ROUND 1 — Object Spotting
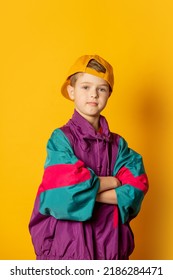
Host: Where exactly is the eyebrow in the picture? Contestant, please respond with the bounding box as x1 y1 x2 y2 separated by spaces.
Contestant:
80 82 109 87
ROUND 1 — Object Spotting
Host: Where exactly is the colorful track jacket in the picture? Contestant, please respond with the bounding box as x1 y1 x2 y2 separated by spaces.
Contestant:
29 110 149 260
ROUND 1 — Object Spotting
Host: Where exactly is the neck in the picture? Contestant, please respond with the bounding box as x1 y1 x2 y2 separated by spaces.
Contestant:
75 109 100 131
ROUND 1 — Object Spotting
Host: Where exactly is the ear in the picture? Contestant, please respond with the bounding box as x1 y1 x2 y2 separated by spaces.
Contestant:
67 85 75 100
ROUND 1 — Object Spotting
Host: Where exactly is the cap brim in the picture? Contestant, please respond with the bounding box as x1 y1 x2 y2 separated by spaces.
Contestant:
61 79 71 100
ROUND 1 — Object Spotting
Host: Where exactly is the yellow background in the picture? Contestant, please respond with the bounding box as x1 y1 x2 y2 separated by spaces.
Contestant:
0 0 173 259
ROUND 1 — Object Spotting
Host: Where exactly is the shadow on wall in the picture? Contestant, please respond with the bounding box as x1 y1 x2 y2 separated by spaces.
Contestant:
130 80 170 259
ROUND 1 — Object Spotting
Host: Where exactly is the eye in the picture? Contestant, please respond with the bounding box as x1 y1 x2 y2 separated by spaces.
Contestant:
82 85 89 90
98 87 107 92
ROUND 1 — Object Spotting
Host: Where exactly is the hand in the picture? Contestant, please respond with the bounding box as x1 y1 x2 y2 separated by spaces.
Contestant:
113 177 121 188
98 176 121 193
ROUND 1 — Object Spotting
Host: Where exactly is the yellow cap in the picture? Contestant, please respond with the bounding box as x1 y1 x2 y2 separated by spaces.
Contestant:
61 55 114 100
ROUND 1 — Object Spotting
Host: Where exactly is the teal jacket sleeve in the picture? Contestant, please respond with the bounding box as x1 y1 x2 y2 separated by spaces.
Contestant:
37 129 100 221
113 137 149 224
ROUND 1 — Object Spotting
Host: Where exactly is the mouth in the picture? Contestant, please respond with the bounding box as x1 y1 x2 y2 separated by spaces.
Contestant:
87 102 98 106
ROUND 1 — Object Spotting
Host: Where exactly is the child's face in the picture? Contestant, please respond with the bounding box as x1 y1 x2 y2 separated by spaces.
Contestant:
67 73 110 121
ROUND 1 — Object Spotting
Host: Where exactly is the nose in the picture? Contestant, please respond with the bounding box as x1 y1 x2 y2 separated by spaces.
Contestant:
90 88 98 98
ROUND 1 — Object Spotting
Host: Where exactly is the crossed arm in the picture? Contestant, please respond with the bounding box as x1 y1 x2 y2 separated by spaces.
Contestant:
96 176 121 204
41 129 148 223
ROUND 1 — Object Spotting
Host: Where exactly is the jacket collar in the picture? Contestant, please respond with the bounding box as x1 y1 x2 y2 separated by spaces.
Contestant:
69 110 112 142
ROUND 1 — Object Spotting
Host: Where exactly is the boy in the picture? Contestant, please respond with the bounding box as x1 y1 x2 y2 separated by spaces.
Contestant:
29 54 149 259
